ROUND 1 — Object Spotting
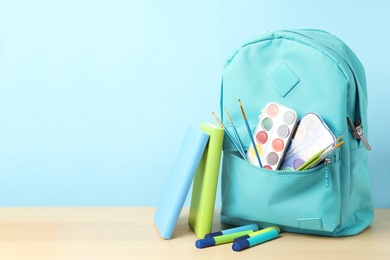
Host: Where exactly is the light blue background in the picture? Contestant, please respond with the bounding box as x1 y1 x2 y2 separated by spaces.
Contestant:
0 1 388 207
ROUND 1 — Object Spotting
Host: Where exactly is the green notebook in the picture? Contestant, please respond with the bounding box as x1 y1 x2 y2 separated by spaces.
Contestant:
188 122 224 239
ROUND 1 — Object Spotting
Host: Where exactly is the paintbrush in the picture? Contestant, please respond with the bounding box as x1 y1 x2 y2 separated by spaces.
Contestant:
212 112 248 161
238 99 262 167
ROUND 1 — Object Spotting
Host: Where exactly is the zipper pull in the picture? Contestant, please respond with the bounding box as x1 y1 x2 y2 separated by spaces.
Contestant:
347 117 372 151
324 158 330 188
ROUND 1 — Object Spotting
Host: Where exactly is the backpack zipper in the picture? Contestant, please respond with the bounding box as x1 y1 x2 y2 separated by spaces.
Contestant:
347 117 371 150
324 158 330 188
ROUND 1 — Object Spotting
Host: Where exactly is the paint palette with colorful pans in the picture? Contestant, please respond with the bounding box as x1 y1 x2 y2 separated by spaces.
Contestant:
246 102 297 170
280 112 335 170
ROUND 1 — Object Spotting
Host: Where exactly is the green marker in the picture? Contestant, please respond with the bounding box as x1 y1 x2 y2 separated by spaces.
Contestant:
195 230 254 249
233 226 280 242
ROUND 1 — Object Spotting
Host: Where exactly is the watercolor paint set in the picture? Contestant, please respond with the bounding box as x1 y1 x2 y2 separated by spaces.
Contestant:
280 112 337 170
246 102 298 170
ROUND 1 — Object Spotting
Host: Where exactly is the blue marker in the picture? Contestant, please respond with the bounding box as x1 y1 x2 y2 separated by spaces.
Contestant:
232 228 280 252
204 223 259 238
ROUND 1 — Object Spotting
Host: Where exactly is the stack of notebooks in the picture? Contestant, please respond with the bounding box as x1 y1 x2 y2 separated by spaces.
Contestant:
153 122 224 239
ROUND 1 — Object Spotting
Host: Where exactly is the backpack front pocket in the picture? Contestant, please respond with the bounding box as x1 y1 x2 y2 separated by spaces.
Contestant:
221 151 341 234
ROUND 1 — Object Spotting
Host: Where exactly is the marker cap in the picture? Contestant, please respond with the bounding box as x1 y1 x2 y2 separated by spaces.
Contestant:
195 237 215 249
232 239 250 252
233 234 250 243
204 231 222 238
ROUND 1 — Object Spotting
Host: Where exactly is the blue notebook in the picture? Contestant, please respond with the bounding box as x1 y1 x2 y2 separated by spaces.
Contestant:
154 126 209 239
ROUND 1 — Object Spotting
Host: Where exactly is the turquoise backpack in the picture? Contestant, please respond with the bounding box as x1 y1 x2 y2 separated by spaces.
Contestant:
220 29 373 236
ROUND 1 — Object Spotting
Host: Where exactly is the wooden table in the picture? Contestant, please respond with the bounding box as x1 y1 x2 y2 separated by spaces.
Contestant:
0 207 388 259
